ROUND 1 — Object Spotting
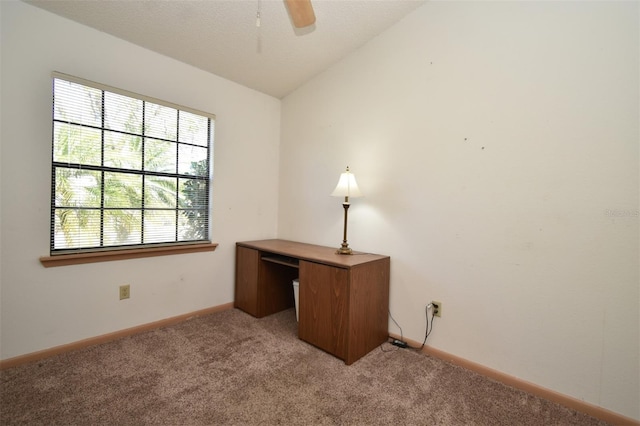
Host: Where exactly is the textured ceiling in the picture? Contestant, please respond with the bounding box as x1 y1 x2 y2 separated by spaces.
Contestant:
26 0 427 98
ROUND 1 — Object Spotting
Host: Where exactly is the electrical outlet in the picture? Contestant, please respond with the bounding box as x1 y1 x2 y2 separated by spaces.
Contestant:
119 284 130 300
432 301 442 317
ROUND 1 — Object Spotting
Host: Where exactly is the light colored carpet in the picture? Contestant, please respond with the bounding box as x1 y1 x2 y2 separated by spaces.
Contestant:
1 308 610 425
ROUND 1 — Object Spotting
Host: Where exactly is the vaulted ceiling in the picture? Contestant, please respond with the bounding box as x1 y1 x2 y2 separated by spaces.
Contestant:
26 0 426 98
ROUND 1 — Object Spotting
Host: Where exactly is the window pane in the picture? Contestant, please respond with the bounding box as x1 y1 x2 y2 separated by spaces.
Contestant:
53 123 102 166
179 210 207 241
104 91 143 134
54 209 101 249
179 111 209 147
179 176 208 241
145 138 176 173
55 168 102 208
145 102 177 140
103 172 142 208
145 176 177 208
178 145 208 176
53 79 102 127
104 131 142 170
103 209 142 246
51 75 213 254
179 177 208 209
144 210 176 243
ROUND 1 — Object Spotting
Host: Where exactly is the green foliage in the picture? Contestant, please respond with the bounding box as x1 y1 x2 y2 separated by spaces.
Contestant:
180 159 209 240
52 79 211 250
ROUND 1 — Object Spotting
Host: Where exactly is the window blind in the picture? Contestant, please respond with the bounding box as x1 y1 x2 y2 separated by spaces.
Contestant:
50 72 214 254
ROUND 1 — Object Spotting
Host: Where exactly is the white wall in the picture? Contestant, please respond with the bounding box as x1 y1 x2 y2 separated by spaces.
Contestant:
0 1 281 359
280 1 639 420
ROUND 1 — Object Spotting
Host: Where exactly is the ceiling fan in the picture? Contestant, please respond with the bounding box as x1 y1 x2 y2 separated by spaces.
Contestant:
284 0 316 28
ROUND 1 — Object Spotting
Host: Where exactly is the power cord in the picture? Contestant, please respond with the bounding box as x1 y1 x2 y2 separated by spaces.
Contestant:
380 310 406 352
414 303 436 350
382 304 436 352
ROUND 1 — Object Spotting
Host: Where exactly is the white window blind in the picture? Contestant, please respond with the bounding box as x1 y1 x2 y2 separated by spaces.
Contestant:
50 73 214 254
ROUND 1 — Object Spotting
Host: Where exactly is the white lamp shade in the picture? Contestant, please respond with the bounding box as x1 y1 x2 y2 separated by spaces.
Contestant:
331 169 363 198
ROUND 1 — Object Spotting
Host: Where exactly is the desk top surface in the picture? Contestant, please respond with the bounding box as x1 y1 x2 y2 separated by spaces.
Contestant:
237 239 389 269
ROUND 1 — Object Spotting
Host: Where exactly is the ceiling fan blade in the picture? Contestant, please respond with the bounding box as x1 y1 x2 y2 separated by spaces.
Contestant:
285 0 316 28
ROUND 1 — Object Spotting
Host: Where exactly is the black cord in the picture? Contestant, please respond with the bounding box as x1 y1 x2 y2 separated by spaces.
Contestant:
380 310 404 352
393 305 437 351
381 306 436 352
412 304 436 350
388 309 404 341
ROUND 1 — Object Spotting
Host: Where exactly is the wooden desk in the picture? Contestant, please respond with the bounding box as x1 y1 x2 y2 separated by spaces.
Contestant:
235 239 390 365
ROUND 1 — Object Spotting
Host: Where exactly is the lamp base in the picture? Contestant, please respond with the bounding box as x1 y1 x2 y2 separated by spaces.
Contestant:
336 244 353 255
337 200 353 255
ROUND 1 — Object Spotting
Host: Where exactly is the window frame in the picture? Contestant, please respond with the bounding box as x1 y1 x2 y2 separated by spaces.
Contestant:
42 72 217 266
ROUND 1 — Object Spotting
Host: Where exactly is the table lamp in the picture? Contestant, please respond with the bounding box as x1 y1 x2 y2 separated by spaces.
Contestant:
331 166 363 254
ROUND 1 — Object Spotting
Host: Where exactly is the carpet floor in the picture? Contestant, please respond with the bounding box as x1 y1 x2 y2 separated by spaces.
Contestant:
1 308 611 425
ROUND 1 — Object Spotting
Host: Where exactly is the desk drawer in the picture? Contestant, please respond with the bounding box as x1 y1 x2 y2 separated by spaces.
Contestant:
298 261 348 360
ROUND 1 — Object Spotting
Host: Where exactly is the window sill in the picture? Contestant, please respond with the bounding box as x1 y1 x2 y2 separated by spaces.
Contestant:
39 243 218 268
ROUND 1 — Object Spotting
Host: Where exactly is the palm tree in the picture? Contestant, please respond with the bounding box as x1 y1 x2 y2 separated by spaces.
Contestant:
52 79 210 250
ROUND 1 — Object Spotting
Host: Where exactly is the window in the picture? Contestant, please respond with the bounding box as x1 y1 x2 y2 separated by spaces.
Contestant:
49 73 214 256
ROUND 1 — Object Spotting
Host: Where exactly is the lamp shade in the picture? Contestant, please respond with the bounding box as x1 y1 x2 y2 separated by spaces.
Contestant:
331 167 363 198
